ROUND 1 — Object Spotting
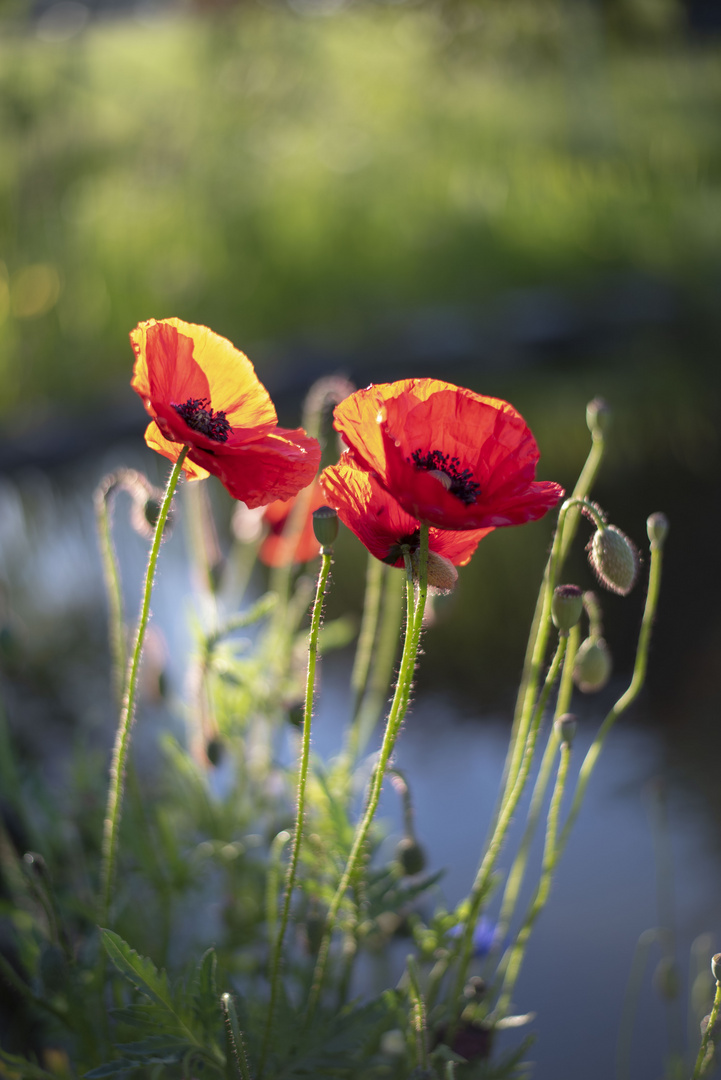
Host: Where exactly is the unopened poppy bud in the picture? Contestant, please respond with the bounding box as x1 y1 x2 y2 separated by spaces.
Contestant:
554 713 577 746
396 835 427 876
312 505 338 549
647 512 669 550
589 525 639 596
411 549 458 593
206 737 225 767
551 585 583 633
573 636 612 692
463 975 486 1001
712 954 721 983
586 397 612 438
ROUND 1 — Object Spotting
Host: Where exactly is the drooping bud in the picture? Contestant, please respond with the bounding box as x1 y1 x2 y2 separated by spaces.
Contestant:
586 397 612 438
712 954 721 984
411 549 458 593
588 525 639 596
312 505 339 549
573 636 612 693
396 835 427 876
554 713 577 746
647 512 669 550
551 585 583 633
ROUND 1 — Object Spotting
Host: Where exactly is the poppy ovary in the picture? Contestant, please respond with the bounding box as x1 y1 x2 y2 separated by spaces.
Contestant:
172 397 231 443
409 448 480 506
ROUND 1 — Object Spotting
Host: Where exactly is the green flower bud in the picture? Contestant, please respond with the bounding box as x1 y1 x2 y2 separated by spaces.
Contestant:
396 835 427 876
554 713 577 746
589 525 639 596
647 512 669 550
312 505 339 549
712 954 721 984
573 636 612 693
586 397 612 438
551 584 583 632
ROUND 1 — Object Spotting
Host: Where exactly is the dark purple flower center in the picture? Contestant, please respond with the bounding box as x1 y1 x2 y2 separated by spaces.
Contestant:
172 397 231 443
383 530 420 566
410 449 480 506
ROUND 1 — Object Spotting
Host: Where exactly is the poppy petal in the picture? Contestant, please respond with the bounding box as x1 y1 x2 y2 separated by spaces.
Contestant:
196 427 321 509
143 421 211 481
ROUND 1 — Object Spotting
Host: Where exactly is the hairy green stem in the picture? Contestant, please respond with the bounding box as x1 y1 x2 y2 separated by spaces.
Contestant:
692 976 721 1080
350 554 385 719
558 536 664 855
260 550 333 1073
443 635 567 1022
98 448 188 927
222 993 253 1080
307 525 429 1018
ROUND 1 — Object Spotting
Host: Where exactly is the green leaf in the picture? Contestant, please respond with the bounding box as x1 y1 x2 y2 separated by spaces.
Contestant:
192 947 220 1040
0 1049 58 1079
116 1035 193 1061
100 929 195 1042
84 1060 139 1078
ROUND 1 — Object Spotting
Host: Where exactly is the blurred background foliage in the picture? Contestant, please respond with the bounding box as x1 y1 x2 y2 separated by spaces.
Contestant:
0 0 720 739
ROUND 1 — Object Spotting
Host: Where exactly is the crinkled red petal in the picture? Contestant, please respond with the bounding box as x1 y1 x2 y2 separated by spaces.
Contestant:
191 427 321 509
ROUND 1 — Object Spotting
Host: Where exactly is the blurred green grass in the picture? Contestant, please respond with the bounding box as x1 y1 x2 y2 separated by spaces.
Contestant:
1 0 721 421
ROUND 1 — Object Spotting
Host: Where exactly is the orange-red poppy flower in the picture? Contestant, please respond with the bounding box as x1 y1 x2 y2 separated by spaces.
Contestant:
259 482 326 567
332 379 563 531
131 317 320 507
321 456 493 573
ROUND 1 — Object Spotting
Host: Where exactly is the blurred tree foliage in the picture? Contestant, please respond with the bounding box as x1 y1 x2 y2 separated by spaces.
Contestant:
0 0 720 424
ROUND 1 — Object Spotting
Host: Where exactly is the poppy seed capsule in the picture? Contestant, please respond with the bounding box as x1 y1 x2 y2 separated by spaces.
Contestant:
589 525 639 596
573 636 612 692
647 512 669 549
551 584 583 632
312 505 339 549
554 713 577 746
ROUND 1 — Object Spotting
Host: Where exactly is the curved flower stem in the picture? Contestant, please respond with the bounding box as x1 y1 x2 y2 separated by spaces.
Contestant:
94 478 127 704
306 524 429 1020
501 496 602 812
692 977 721 1079
260 550 333 1075
502 427 606 806
557 535 664 856
495 624 579 943
442 634 567 1025
98 447 188 928
493 732 572 1017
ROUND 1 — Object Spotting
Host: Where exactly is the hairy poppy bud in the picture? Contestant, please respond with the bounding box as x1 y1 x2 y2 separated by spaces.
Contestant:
713 954 721 984
647 512 669 550
589 525 639 596
396 835 427 876
312 505 339 549
411 549 458 593
573 637 612 693
554 713 577 746
586 397 612 438
552 584 583 633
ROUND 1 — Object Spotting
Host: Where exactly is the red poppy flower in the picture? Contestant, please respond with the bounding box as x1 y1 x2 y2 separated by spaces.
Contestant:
130 317 321 507
332 379 563 531
321 456 493 577
259 482 326 567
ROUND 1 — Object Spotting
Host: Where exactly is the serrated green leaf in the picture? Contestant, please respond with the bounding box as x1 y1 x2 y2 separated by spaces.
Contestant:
100 929 196 1043
116 1035 192 1061
193 948 220 1040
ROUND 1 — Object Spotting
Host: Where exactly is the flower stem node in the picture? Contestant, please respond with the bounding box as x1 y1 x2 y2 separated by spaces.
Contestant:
554 713 577 746
312 505 339 550
589 525 639 596
712 954 721 984
647 512 669 550
396 835 427 876
586 397 612 438
551 584 583 633
573 637 612 693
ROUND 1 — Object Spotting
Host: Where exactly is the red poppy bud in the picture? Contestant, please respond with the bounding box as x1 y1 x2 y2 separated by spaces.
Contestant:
589 525 639 596
573 636 612 693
